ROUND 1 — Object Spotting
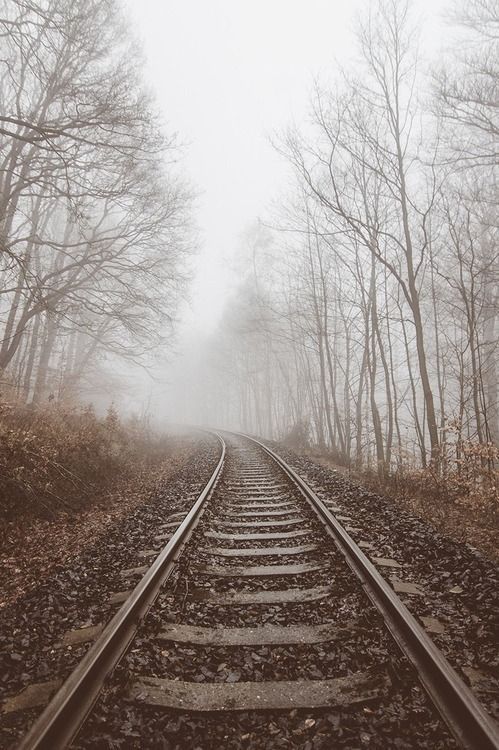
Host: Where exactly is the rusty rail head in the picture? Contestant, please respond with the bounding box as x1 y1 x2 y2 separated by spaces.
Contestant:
241 433 499 750
17 433 226 750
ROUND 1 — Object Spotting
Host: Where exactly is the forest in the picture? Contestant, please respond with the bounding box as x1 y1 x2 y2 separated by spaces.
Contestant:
0 0 191 405
197 0 498 516
0 2 497 748
0 0 497 523
0 0 192 515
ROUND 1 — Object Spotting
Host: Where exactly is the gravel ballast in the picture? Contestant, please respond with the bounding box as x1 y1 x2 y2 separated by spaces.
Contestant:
0 434 221 749
74 434 464 749
2 432 497 749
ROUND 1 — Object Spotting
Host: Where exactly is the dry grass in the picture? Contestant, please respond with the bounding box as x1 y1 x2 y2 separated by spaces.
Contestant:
308 445 498 562
359 465 498 562
0 447 192 609
0 398 169 519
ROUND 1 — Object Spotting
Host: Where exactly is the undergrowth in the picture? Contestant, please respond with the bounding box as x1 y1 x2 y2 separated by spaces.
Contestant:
303 434 498 559
362 439 498 524
0 398 168 519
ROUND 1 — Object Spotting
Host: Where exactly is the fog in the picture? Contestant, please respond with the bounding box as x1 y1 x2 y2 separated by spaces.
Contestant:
1 5 497 742
124 0 368 332
1 0 496 472
119 0 450 427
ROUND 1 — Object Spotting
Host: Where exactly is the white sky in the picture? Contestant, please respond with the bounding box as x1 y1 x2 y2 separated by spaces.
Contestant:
123 0 448 341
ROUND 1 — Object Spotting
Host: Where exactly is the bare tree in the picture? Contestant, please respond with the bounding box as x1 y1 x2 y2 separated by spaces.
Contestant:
0 0 192 402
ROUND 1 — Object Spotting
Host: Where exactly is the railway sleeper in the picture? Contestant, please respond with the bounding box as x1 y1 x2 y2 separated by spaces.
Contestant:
204 529 311 540
156 620 362 646
217 517 305 528
190 584 334 604
198 544 319 557
190 561 328 577
127 669 390 711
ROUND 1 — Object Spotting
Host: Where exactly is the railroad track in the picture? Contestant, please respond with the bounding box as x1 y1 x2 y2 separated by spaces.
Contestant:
10 432 499 749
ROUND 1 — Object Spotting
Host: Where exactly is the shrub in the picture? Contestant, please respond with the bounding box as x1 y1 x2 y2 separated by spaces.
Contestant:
0 398 167 519
362 436 498 529
282 420 311 451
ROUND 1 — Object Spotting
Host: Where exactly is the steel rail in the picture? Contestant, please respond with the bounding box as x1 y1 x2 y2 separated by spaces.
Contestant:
242 433 499 750
17 433 226 750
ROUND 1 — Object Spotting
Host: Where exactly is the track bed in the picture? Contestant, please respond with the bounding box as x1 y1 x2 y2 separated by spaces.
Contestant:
2 433 498 750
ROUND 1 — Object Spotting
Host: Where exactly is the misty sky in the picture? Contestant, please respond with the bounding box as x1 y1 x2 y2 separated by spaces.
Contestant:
124 0 448 340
